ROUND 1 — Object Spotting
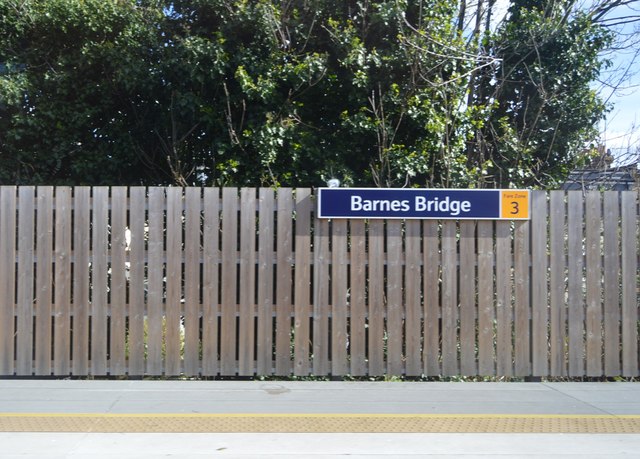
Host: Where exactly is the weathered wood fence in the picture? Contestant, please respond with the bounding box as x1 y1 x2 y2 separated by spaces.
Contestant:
0 187 637 378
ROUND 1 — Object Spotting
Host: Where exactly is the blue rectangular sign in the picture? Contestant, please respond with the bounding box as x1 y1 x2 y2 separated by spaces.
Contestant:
317 188 530 220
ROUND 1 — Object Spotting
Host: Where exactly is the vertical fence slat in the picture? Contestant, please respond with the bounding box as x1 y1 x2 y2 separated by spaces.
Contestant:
313 218 330 375
621 191 638 376
221 188 238 375
293 189 312 376
257 189 274 375
91 187 109 375
514 220 530 376
531 191 548 376
239 188 256 376
585 191 603 376
459 221 476 376
386 220 403 376
0 187 16 375
35 187 53 376
275 189 292 375
549 191 566 376
147 187 165 375
331 219 349 375
603 191 621 376
202 188 220 376
567 192 585 376
441 220 458 376
495 221 512 376
72 187 90 375
477 220 495 375
184 188 201 376
16 187 35 375
110 187 128 376
423 220 440 376
349 219 367 376
367 219 385 376
128 187 146 375
405 220 422 376
165 188 183 376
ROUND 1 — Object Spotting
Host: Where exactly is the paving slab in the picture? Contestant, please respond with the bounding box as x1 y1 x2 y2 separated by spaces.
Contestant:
1 380 638 415
1 432 640 458
0 380 639 457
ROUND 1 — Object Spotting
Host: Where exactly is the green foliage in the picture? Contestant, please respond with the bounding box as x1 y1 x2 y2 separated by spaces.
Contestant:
0 0 613 187
467 0 613 188
0 0 166 184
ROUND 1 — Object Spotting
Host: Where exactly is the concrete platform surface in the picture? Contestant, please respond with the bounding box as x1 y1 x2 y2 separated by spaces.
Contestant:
0 379 639 457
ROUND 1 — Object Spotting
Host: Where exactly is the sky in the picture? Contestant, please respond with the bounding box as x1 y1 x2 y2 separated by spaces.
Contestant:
600 69 640 166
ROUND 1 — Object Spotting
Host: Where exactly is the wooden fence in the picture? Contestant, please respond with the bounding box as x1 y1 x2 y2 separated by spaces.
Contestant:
0 187 637 378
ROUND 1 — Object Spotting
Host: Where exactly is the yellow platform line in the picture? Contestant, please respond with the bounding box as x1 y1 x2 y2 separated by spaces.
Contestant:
1 413 640 433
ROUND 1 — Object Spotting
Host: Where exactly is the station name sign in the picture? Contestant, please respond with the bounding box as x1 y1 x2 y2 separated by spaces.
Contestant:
317 188 530 220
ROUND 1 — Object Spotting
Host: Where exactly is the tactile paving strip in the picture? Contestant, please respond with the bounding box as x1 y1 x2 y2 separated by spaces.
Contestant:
1 413 640 433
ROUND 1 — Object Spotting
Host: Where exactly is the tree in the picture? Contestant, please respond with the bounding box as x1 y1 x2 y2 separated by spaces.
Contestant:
464 0 614 188
0 0 621 188
165 0 480 187
0 0 166 184
588 0 640 167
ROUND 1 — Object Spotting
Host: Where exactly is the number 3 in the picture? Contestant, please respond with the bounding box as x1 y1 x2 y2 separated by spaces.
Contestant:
510 201 519 214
